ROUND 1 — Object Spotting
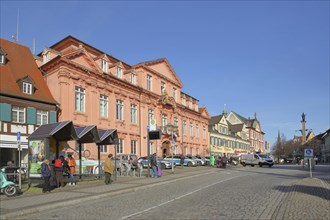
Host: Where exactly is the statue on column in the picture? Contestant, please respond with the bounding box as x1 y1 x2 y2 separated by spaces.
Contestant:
301 112 306 122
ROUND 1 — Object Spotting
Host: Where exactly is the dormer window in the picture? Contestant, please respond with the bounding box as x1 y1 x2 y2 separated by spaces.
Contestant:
130 73 136 85
0 54 5 64
23 82 33 94
43 52 49 64
117 67 122 79
101 59 107 73
0 49 6 64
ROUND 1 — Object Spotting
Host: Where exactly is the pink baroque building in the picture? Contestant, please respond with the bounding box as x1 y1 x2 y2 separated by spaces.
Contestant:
35 36 210 160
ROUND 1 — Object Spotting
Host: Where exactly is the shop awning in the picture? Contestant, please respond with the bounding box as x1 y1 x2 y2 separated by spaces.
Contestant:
28 121 78 141
97 129 118 145
75 126 100 144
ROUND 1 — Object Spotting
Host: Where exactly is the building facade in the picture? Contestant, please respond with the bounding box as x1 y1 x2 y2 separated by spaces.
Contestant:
209 111 250 157
0 38 58 166
209 109 265 156
35 36 210 160
226 111 265 153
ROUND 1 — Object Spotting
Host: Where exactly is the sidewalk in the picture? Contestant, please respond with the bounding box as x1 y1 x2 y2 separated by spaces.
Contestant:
0 166 212 220
1 166 329 220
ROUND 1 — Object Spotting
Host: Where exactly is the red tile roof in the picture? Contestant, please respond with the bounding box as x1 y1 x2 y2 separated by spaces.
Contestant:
0 38 57 105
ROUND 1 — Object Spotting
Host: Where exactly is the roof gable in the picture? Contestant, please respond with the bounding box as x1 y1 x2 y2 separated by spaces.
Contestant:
0 38 57 105
227 111 247 125
137 58 183 88
199 106 211 119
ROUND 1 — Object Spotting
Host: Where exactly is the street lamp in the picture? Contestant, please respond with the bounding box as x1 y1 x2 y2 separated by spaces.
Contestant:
166 124 178 174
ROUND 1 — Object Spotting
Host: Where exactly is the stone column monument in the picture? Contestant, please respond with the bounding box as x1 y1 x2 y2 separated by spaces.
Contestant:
301 112 306 144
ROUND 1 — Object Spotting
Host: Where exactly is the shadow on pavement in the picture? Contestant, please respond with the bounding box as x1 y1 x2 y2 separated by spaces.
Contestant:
273 183 330 201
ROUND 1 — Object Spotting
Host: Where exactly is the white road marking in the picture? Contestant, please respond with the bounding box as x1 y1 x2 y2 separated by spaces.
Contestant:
121 175 246 219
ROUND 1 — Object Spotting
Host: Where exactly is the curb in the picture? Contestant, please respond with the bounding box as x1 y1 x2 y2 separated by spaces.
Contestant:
0 170 214 220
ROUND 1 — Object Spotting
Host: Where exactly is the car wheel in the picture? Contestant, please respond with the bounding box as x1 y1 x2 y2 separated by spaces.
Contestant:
161 164 166 170
187 162 193 167
251 165 255 167
259 163 263 167
242 163 246 167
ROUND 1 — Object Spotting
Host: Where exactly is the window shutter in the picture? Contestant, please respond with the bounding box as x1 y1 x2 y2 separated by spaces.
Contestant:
0 103 11 122
50 111 56 123
27 107 36 124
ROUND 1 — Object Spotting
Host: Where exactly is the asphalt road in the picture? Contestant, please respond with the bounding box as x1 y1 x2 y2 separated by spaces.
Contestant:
13 165 330 220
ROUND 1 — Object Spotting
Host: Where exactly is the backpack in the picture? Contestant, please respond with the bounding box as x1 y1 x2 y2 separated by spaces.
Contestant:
54 159 62 168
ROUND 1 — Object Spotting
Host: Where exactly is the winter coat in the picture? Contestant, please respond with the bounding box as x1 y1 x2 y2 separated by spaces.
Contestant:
104 158 115 174
41 162 51 177
66 158 76 174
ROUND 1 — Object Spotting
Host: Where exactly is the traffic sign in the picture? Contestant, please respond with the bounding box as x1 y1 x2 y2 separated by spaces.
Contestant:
17 132 21 141
304 149 313 157
150 119 157 131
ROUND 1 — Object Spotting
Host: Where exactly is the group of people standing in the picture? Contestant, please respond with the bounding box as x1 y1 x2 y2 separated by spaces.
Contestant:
41 154 76 193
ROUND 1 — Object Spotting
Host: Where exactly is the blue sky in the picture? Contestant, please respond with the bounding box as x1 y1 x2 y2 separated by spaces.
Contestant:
1 1 329 146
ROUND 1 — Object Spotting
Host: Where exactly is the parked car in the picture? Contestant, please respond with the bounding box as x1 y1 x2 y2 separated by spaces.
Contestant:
186 155 205 166
138 156 175 169
196 155 210 165
163 155 197 167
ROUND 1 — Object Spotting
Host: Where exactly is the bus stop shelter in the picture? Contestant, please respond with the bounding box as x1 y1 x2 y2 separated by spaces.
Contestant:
75 125 100 179
27 121 78 178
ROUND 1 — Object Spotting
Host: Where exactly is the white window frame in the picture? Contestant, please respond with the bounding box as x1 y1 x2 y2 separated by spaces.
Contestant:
183 120 187 135
161 81 165 94
130 73 136 85
162 114 167 128
12 106 25 123
190 122 193 137
0 54 5 64
147 74 152 91
43 52 49 64
172 88 177 101
117 67 123 79
100 94 108 118
196 125 199 137
174 117 178 127
148 109 154 125
116 139 123 154
100 145 107 153
130 104 137 124
116 99 124 120
131 140 137 154
101 59 107 73
23 82 33 94
75 86 85 112
37 110 48 125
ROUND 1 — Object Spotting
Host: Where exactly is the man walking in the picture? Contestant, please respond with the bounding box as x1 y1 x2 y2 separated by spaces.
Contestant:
104 154 115 185
180 154 185 169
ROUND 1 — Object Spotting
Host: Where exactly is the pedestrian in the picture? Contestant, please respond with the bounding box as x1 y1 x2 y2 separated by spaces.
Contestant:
104 153 115 185
210 155 215 167
180 154 185 169
150 153 158 178
222 153 228 168
66 154 76 186
54 155 65 188
41 159 51 193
